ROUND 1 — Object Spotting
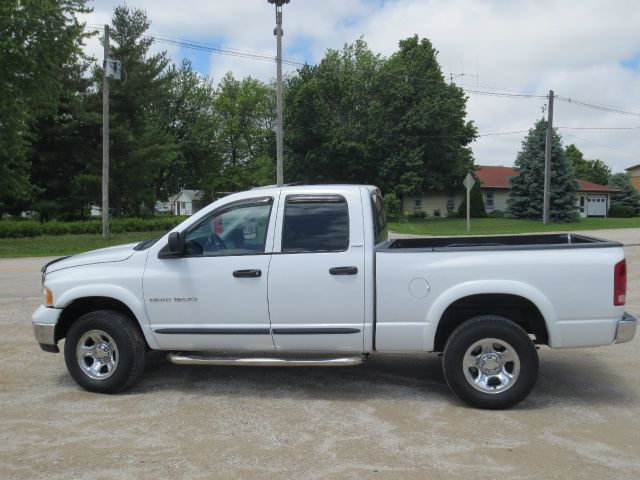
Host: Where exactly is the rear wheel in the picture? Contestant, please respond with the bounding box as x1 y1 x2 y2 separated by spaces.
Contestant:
443 315 538 409
64 310 146 393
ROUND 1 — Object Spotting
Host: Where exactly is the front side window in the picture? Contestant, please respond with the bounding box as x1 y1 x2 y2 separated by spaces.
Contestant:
414 196 422 210
282 195 349 253
184 198 272 256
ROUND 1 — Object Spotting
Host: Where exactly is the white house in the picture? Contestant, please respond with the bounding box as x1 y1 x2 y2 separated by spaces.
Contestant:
167 189 204 216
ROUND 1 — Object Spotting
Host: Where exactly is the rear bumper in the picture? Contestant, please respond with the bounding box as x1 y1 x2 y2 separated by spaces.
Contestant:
32 305 62 353
615 312 637 344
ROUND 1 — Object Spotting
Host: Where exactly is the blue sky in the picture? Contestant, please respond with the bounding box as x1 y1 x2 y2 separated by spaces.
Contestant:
82 0 640 174
621 53 640 70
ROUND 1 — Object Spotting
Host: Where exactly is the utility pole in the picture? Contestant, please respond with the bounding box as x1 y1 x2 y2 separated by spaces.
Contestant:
269 0 289 186
102 24 110 240
543 89 554 225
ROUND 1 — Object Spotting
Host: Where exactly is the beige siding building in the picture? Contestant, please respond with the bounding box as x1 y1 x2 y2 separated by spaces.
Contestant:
404 165 614 218
627 164 640 193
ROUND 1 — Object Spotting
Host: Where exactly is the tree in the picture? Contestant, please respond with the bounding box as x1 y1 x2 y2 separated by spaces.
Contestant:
506 120 579 222
285 38 382 186
284 36 476 195
154 60 221 200
608 173 640 216
204 72 276 194
373 36 476 196
565 144 611 185
458 177 487 218
0 0 92 213
28 34 99 220
99 5 177 216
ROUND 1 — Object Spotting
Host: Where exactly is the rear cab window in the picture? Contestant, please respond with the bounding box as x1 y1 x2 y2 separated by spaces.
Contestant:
281 195 349 253
371 192 388 244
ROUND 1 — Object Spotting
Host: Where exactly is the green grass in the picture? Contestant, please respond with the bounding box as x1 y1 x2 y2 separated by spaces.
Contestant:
389 217 640 236
0 231 166 258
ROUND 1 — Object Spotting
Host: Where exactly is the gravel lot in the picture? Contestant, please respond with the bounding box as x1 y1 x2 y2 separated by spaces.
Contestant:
1 230 639 479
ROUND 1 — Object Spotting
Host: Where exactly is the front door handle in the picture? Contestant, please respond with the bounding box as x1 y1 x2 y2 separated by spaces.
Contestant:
233 269 262 278
329 266 358 275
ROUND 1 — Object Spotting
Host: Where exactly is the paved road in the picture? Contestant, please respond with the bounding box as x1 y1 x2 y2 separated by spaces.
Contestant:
1 231 639 479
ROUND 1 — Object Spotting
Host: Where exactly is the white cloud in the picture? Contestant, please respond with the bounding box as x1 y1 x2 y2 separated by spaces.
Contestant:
80 0 640 174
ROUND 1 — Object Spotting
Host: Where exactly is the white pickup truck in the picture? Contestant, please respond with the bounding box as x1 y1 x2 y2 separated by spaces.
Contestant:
33 184 636 409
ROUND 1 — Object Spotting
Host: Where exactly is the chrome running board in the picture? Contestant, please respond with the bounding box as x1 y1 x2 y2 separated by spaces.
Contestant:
167 352 368 367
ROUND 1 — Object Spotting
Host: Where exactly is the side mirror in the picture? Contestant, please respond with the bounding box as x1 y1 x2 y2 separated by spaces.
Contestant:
167 232 185 255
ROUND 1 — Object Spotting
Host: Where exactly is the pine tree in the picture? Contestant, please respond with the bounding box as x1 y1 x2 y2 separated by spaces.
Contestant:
608 173 640 216
506 120 579 222
458 176 487 218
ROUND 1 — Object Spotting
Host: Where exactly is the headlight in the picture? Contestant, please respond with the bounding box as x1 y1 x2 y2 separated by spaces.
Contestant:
43 286 53 306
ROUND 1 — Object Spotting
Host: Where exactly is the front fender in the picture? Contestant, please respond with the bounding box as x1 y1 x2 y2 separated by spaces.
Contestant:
55 284 158 349
422 280 559 350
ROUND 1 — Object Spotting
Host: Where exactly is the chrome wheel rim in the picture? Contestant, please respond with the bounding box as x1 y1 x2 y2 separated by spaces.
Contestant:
76 330 119 380
463 338 520 394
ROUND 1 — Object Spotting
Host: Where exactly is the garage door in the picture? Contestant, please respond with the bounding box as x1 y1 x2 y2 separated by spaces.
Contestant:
587 195 607 216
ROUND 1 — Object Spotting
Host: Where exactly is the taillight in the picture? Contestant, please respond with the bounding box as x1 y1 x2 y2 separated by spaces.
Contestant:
614 259 626 306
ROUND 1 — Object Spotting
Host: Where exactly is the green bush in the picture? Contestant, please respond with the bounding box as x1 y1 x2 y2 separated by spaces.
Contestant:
0 221 43 238
0 216 187 239
608 205 635 218
383 192 402 221
487 210 505 218
411 211 426 219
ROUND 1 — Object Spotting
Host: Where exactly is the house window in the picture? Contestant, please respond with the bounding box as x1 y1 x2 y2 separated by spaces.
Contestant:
485 191 494 209
446 193 455 212
413 195 422 210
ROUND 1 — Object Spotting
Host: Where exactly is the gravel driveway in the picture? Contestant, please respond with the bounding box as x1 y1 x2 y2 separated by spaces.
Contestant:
1 230 639 479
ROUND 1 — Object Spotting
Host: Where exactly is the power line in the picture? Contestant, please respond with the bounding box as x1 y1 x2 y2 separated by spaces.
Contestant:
562 131 640 157
462 88 546 99
557 125 640 131
82 25 307 67
556 96 640 117
477 130 530 137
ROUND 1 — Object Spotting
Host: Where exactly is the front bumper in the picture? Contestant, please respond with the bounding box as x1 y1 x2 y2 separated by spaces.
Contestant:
32 305 62 353
614 312 637 344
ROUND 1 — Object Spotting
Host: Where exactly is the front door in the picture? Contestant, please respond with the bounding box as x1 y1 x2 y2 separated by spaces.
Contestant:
143 196 277 351
267 191 366 352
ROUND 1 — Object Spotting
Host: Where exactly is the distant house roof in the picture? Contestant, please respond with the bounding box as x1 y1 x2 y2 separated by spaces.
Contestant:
475 166 516 189
475 165 615 192
626 163 640 171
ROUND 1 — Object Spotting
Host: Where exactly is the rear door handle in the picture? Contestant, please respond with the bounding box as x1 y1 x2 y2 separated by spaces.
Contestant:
329 266 358 275
233 269 262 278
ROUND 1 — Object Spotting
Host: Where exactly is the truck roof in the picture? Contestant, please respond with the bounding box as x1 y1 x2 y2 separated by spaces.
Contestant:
251 184 380 194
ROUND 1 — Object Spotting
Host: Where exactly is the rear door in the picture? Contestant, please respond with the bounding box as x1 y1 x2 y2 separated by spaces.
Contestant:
267 189 366 352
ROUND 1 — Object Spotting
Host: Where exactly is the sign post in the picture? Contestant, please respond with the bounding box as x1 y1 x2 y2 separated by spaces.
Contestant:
463 172 475 233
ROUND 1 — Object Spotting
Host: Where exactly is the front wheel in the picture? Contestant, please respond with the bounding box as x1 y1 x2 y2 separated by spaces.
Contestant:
64 310 146 393
443 315 539 409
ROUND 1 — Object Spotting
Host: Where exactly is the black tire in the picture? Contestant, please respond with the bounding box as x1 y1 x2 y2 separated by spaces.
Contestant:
442 315 539 409
64 310 146 394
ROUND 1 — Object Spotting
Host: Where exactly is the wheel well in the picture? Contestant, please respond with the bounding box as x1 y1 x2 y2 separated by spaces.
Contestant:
55 297 149 349
433 294 549 352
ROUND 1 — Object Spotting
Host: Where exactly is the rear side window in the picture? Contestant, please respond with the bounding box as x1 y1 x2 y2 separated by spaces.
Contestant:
371 193 388 244
282 195 349 253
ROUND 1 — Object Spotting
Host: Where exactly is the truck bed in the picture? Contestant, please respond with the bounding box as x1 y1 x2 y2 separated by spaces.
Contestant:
380 233 621 252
